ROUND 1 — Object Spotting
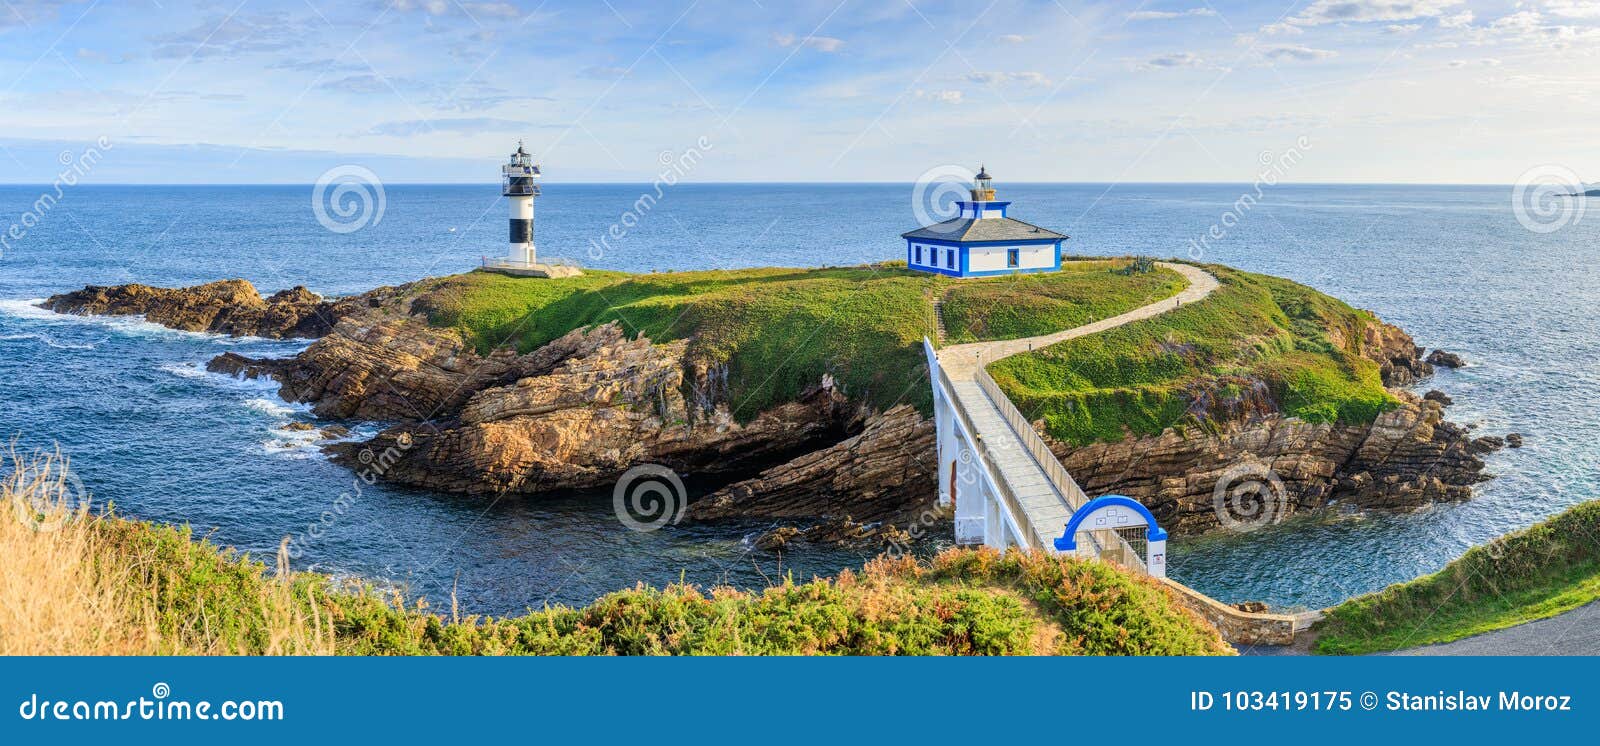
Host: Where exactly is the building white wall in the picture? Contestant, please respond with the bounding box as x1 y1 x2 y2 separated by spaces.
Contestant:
967 245 1054 272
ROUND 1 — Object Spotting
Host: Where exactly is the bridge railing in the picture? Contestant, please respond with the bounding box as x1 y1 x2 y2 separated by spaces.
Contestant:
976 365 1152 573
974 367 1091 513
927 344 1043 552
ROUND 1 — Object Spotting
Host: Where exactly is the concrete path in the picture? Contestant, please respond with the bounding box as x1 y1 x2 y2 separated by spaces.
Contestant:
938 262 1219 379
932 261 1220 550
1381 601 1600 656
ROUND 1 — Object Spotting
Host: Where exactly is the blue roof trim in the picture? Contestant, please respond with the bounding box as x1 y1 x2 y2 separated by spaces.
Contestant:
1053 495 1168 551
905 236 1061 247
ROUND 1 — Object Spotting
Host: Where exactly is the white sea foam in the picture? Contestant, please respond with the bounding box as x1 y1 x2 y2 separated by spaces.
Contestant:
0 332 97 350
0 297 311 351
244 397 311 418
158 361 284 394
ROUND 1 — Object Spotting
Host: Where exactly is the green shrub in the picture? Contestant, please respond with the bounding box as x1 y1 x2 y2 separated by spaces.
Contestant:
1314 500 1600 654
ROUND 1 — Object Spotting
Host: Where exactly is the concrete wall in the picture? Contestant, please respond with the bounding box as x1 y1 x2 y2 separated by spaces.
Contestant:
1159 578 1319 648
968 244 1053 272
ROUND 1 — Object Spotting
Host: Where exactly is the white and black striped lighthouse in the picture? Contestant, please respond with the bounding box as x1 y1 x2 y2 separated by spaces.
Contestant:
502 141 541 266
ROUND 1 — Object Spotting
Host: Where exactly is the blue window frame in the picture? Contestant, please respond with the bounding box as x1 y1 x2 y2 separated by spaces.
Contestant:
914 245 922 264
1007 248 1020 268
947 248 956 268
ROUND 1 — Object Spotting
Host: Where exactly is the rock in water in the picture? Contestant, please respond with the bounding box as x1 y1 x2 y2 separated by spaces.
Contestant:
1426 349 1466 368
39 279 354 339
1506 433 1524 448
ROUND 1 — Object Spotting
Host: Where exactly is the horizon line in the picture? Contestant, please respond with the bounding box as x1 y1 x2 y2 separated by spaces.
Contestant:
0 180 1532 187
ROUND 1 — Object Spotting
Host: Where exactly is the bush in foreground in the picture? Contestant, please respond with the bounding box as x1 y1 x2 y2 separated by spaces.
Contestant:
1 452 1230 656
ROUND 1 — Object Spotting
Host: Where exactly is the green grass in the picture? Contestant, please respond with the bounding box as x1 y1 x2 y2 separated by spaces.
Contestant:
940 260 1187 344
411 260 1189 419
94 516 1233 656
1313 500 1600 655
987 264 1400 445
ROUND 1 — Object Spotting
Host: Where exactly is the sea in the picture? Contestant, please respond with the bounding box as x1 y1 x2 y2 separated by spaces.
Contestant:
1 182 1594 614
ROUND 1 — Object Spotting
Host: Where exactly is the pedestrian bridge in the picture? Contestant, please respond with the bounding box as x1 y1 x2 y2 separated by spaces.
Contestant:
926 262 1219 577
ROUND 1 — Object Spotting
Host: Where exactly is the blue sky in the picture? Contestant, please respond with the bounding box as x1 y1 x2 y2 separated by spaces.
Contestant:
0 0 1595 183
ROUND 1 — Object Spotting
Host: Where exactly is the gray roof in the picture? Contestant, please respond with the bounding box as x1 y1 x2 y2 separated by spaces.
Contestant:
901 217 1067 242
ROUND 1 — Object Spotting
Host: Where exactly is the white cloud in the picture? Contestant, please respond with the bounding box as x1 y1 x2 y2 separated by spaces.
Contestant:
1262 45 1339 62
1291 0 1465 27
965 71 1053 87
1260 22 1304 36
1440 11 1474 28
1128 8 1218 21
1143 52 1208 69
995 34 1029 44
1543 1 1600 20
773 33 846 52
915 89 963 104
1384 24 1422 34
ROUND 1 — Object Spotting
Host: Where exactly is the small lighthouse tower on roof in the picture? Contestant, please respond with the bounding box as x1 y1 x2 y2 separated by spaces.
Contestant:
502 141 540 266
902 165 1067 278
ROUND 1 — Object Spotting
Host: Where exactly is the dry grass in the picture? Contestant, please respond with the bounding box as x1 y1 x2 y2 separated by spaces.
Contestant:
3 447 1227 656
0 448 332 655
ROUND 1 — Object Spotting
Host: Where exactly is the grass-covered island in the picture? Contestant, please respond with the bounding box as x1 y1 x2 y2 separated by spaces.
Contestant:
414 258 1190 417
1 452 1230 656
1313 500 1600 655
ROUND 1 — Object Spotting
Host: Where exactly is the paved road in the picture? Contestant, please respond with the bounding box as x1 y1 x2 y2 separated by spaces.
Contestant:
1381 601 1600 656
938 261 1219 379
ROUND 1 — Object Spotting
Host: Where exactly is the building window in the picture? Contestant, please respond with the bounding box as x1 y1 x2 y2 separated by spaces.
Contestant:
947 249 956 268
914 245 922 264
1007 248 1020 268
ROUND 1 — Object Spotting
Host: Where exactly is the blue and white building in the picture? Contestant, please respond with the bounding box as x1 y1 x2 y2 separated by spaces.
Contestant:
902 167 1067 278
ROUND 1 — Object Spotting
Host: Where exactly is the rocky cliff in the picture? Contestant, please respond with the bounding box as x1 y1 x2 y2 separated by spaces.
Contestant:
43 275 1501 542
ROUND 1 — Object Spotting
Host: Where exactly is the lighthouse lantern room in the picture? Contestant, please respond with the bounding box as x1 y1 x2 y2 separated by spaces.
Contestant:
503 141 541 266
902 166 1067 278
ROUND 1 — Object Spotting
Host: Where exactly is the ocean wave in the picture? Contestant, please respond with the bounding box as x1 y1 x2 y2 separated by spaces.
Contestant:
0 297 310 352
0 332 97 350
158 361 286 394
244 397 312 418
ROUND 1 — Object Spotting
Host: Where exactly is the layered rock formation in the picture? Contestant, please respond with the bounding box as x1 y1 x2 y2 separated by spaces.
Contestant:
40 279 361 339
43 276 1502 542
1041 328 1494 534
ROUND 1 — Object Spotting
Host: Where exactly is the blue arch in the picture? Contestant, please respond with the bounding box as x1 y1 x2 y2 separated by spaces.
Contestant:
1053 495 1168 551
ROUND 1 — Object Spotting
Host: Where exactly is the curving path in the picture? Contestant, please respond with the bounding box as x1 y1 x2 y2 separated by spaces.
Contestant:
937 261 1219 380
931 261 1220 551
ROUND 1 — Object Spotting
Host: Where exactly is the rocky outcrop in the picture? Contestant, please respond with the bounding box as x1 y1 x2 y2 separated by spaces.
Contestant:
40 279 359 339
325 322 860 495
1352 318 1433 386
686 405 938 526
1426 349 1466 368
1048 392 1489 534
